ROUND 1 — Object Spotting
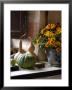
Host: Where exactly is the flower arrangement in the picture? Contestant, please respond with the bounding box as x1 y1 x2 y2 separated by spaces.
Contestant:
33 23 61 54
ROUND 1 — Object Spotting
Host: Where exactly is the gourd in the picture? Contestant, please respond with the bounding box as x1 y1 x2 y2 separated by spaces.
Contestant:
14 39 24 61
14 34 26 66
14 35 36 69
11 59 16 67
17 51 36 69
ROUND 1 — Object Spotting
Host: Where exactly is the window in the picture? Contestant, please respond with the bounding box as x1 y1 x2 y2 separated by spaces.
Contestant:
11 11 28 38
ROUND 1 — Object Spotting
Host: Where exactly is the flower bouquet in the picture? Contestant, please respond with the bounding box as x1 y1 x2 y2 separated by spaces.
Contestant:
33 23 61 66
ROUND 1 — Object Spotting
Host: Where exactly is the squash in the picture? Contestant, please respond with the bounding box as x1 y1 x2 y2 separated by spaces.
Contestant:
28 37 37 61
11 59 16 67
14 35 36 69
14 39 25 60
14 34 26 65
17 51 36 69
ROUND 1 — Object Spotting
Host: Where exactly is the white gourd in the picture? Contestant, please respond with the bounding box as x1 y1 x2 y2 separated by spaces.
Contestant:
14 35 36 69
14 34 26 61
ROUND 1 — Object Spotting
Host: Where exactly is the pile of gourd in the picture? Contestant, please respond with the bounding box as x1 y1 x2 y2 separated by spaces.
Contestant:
11 35 36 69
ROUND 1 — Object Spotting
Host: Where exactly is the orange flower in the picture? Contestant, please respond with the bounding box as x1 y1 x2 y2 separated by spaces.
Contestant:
56 47 61 53
33 23 61 52
45 38 56 48
45 24 51 29
45 24 56 30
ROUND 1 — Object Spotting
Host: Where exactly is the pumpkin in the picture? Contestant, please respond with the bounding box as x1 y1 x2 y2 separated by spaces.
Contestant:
14 36 36 69
17 51 36 69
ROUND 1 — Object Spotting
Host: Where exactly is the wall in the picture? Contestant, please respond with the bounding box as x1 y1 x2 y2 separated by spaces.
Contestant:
11 11 61 39
48 11 61 24
28 11 40 38
39 11 46 30
27 11 61 38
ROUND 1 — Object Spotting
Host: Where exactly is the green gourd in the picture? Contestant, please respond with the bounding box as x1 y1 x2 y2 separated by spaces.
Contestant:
17 51 36 69
11 59 16 67
14 36 36 69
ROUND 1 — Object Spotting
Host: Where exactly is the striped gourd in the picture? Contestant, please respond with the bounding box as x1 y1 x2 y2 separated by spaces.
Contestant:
17 52 36 69
14 36 36 69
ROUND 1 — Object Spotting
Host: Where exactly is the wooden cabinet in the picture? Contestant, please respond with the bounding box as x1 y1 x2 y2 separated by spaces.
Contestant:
11 11 28 38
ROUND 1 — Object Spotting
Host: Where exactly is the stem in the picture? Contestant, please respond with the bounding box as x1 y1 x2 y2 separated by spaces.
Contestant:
19 39 22 53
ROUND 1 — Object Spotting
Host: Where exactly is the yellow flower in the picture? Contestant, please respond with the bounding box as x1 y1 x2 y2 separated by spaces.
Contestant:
44 31 49 37
40 28 45 34
45 24 56 30
44 31 55 37
51 37 56 40
36 36 41 44
51 24 56 29
56 27 61 35
33 23 61 52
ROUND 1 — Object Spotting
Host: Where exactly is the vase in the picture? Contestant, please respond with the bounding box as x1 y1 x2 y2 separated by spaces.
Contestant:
46 48 61 66
34 45 47 62
56 52 61 66
38 47 47 62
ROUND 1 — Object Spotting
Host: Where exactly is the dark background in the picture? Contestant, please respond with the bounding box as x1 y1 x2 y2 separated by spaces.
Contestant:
0 0 70 89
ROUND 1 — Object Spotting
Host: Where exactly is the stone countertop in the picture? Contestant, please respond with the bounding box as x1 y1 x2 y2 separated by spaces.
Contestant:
11 66 61 79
